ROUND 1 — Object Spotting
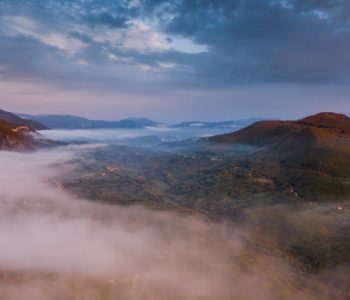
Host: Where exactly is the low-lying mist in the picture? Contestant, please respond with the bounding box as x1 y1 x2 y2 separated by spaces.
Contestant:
0 146 346 299
39 126 236 145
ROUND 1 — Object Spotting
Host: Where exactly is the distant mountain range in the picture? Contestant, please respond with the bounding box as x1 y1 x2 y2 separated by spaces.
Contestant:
171 118 271 129
171 120 237 128
18 114 161 129
18 112 269 130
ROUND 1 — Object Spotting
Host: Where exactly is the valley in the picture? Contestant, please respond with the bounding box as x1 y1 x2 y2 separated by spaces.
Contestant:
50 113 350 283
1 110 350 299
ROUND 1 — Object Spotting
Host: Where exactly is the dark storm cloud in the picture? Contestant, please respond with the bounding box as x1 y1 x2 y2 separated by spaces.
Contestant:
0 0 350 89
0 34 64 79
82 13 129 28
150 0 350 84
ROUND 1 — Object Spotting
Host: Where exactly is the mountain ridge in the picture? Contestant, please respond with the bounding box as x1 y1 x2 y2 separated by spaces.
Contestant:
20 113 270 130
205 112 350 150
18 114 161 129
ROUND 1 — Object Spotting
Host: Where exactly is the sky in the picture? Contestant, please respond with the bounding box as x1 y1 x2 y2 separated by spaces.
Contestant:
0 0 349 122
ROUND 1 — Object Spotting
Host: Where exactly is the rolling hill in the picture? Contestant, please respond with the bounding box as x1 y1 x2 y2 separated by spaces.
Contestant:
204 112 350 200
205 112 350 164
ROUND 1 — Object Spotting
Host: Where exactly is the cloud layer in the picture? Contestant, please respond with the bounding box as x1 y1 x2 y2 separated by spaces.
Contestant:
1 0 350 86
0 0 350 120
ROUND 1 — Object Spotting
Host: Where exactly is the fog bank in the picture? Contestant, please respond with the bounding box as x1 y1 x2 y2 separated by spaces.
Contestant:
0 146 339 299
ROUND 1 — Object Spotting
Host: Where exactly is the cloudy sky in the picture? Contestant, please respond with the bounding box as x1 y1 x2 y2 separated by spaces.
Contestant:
0 0 349 122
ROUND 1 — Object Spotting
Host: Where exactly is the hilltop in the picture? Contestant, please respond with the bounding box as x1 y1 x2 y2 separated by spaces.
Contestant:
204 113 350 200
205 112 350 166
207 112 350 145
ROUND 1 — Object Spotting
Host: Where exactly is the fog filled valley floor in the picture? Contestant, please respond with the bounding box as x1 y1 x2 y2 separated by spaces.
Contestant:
0 143 349 300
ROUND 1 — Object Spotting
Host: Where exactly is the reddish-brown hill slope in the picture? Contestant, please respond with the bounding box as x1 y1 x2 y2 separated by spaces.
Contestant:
0 109 49 130
0 119 47 150
205 112 350 180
